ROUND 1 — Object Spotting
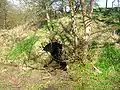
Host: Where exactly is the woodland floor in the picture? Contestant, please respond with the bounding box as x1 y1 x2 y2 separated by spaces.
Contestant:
0 16 120 90
0 63 73 90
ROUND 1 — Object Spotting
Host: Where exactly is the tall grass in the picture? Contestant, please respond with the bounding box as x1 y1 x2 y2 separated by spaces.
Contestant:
8 35 39 60
97 43 120 72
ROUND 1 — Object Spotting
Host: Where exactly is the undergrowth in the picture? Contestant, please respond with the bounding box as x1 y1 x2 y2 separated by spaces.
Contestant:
71 43 120 90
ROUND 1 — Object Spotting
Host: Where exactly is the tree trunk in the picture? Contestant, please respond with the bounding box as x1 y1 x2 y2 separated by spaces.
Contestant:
69 0 78 50
42 0 50 24
106 0 108 10
118 0 120 12
4 8 7 29
83 16 92 62
80 0 94 61
112 2 113 8
3 0 7 29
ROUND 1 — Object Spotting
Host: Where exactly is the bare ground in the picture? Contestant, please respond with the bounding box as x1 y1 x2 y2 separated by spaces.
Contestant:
0 63 73 90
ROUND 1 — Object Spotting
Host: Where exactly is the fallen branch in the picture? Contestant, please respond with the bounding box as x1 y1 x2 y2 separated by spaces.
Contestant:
92 64 102 74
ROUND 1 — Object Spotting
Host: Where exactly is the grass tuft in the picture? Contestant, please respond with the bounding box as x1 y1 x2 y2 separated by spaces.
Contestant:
8 35 39 60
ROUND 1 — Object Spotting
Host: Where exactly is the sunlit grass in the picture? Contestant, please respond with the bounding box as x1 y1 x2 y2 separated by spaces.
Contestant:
71 43 120 90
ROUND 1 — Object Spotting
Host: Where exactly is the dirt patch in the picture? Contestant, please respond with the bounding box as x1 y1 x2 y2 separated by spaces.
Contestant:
0 63 72 90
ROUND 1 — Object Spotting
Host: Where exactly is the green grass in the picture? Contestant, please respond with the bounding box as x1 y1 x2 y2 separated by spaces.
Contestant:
8 35 39 60
97 43 120 72
71 43 120 90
